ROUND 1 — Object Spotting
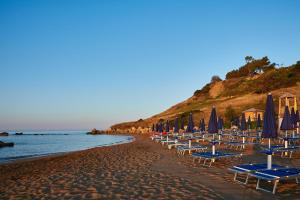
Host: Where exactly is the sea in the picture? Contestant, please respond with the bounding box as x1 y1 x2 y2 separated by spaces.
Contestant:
0 131 134 164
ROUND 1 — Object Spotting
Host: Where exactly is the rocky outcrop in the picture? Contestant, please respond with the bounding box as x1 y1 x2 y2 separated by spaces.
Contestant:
86 128 105 135
15 132 23 135
0 141 14 148
0 132 9 136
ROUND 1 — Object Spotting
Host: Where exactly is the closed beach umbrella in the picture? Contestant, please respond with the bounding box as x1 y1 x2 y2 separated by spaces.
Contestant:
187 113 194 133
217 117 224 130
241 113 247 131
280 106 293 131
208 107 218 155
208 107 218 134
235 117 240 129
201 119 206 132
159 123 163 133
155 124 159 132
247 116 252 130
296 110 300 123
291 107 297 128
174 117 179 133
262 93 277 169
256 114 262 129
180 116 184 130
165 120 170 133
262 93 277 138
152 124 155 132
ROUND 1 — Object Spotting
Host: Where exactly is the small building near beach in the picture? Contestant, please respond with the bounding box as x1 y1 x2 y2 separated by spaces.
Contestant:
242 108 264 121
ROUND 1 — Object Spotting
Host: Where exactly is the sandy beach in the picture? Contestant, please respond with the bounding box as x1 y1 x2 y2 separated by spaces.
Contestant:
1 135 300 200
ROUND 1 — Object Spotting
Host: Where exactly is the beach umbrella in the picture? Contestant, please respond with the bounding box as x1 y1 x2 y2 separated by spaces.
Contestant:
174 117 179 133
280 106 293 148
152 124 155 132
291 107 297 128
247 116 252 130
240 113 247 131
280 106 293 131
296 110 300 123
200 119 206 132
262 93 277 169
256 114 262 129
180 116 185 130
155 123 159 132
187 113 194 133
165 120 170 133
159 122 163 133
208 107 218 155
217 117 224 130
234 117 240 129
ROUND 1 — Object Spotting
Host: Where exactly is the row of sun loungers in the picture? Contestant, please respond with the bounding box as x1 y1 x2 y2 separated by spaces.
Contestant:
151 131 300 194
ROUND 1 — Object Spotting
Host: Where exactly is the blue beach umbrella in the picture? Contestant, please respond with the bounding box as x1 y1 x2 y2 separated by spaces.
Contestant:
208 107 218 134
180 116 185 130
159 123 163 133
280 106 293 131
217 117 224 130
201 119 206 132
208 107 218 155
262 93 277 169
174 117 179 133
165 120 170 133
241 113 247 131
262 94 277 139
247 116 252 130
291 107 297 128
152 124 155 132
155 124 159 132
256 114 262 129
296 110 300 123
187 113 194 133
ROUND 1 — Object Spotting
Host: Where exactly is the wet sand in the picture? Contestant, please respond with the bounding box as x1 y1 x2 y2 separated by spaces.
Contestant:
0 135 300 199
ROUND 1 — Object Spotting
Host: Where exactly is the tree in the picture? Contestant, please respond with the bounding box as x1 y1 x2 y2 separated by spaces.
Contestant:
210 75 222 83
224 105 237 123
245 56 254 63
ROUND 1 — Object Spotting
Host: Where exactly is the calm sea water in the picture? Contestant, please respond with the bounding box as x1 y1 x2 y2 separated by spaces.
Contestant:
0 131 133 163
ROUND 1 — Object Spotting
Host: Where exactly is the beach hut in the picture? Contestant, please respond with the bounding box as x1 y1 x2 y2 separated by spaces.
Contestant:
242 108 264 121
262 93 277 169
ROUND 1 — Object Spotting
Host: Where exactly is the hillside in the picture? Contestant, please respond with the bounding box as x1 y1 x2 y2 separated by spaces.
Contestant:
111 57 300 132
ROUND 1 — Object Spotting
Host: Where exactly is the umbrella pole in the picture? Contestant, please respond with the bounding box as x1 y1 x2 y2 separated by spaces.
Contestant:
267 138 272 170
189 139 191 154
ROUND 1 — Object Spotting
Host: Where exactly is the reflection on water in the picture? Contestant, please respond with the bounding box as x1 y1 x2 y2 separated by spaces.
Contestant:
0 131 133 163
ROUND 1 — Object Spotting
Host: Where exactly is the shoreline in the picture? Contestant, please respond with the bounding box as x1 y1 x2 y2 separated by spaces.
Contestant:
1 134 299 199
0 134 135 165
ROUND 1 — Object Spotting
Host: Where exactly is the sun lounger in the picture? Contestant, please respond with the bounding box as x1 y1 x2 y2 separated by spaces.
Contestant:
160 139 176 146
274 146 300 158
229 163 283 184
250 168 300 194
177 145 207 155
192 151 242 167
167 142 188 150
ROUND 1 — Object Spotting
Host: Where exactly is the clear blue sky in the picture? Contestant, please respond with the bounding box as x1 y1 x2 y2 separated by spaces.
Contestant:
1 0 300 131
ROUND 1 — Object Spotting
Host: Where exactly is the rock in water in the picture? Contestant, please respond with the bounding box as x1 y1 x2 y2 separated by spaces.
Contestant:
0 141 14 148
0 132 9 136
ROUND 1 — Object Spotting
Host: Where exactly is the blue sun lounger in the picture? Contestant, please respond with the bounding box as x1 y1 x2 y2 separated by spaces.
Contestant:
229 163 283 184
177 145 207 155
192 151 242 167
250 168 300 194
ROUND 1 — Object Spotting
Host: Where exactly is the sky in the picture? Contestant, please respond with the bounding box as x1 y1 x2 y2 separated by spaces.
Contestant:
1 0 300 131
